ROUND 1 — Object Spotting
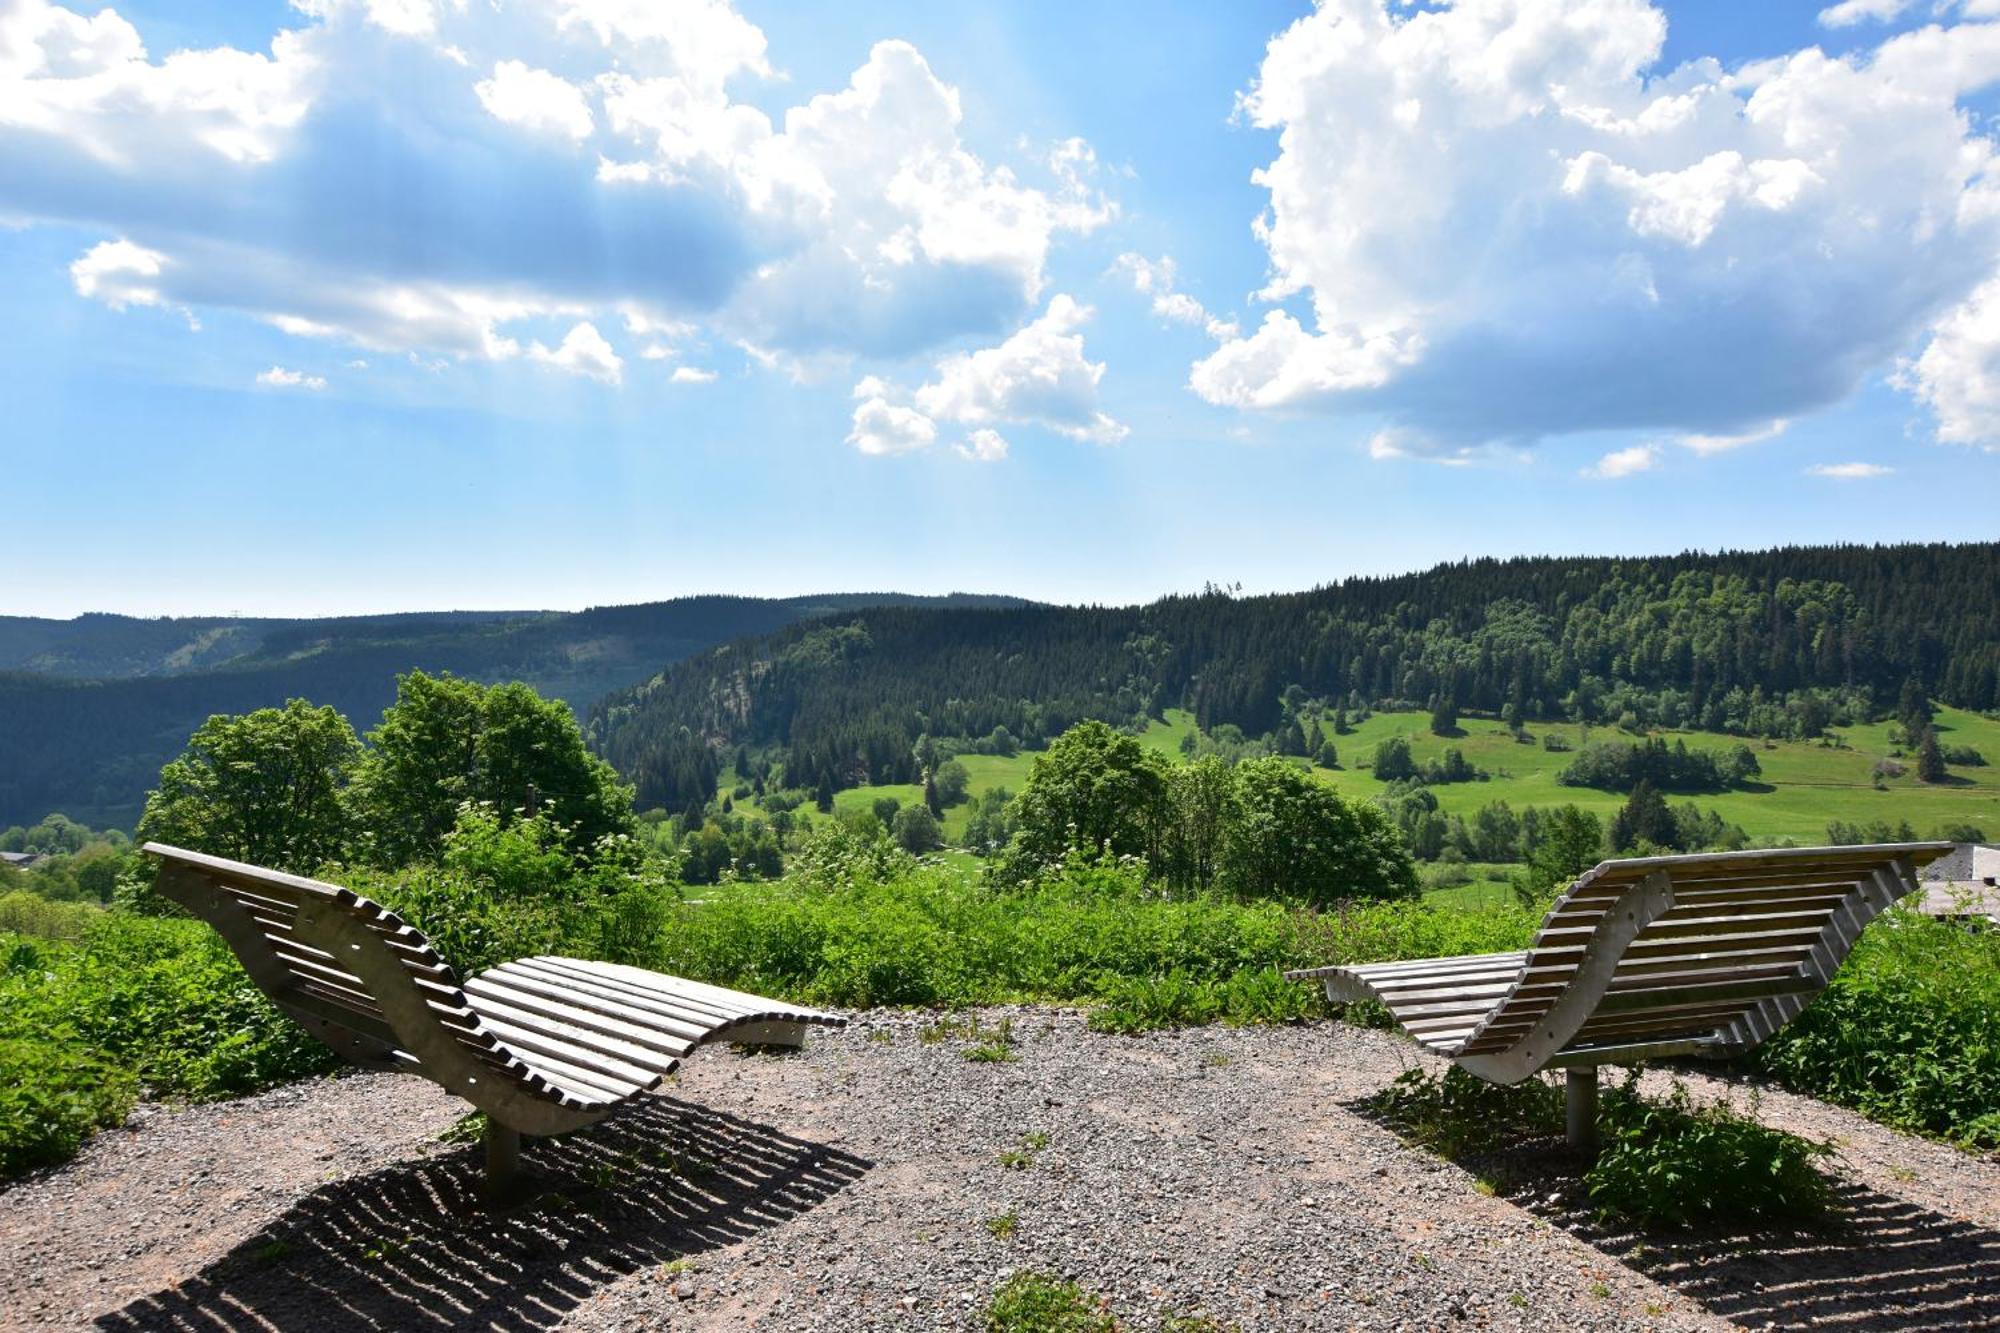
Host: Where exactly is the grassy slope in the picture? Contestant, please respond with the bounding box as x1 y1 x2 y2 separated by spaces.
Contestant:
715 707 1998 906
1304 705 2000 843
798 707 1997 842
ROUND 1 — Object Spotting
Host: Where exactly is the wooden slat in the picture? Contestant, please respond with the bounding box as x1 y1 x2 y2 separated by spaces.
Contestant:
1391 998 1509 1024
1521 943 1810 982
1545 1037 1716 1068
1593 974 1814 1014
528 957 763 1022
1538 912 1834 947
472 1013 660 1090
482 964 715 1040
1569 1011 1746 1042
1342 951 1528 979
1366 979 1518 1005
507 958 752 1028
1473 961 1802 1016
270 949 375 996
1559 891 1852 925
1560 843 1950 887
272 988 402 1046
581 960 837 1022
1479 989 1760 1041
1560 869 1873 902
465 984 689 1069
500 1032 648 1096
465 976 695 1058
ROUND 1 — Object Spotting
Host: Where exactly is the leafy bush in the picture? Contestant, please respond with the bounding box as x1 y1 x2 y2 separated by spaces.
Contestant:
649 855 1532 1021
1367 1066 1836 1228
1364 1065 1562 1158
0 915 338 1176
784 819 918 892
1086 966 1319 1034
0 916 338 1100
1586 1078 1833 1228
983 1272 1115 1333
1753 911 2000 1149
339 802 680 977
0 1038 136 1177
0 890 99 941
1558 738 1743 793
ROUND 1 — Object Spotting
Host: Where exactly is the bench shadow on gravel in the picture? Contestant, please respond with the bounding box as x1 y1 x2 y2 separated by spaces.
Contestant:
95 1096 871 1331
1507 1169 2000 1332
1349 1097 2000 1332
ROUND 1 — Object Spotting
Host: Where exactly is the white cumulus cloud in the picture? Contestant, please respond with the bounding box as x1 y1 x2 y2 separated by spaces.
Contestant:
529 321 623 383
1806 461 1895 477
68 238 165 308
843 297 1122 457
475 60 594 141
2 2 1114 388
669 364 716 384
1677 419 1790 456
1188 0 2000 455
914 294 1126 444
1817 0 1914 27
0 0 314 166
256 365 327 389
846 375 937 455
1899 274 2000 449
1582 443 1661 479
953 428 1008 462
1112 253 1236 340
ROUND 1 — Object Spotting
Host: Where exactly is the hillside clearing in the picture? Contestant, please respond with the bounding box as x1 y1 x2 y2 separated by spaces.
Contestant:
736 707 2000 859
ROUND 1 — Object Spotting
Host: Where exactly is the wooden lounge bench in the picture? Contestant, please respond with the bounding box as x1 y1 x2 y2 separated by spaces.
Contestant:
144 842 844 1195
1288 842 1953 1147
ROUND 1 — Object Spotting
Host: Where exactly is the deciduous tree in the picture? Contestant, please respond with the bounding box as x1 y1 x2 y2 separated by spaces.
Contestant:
137 699 359 872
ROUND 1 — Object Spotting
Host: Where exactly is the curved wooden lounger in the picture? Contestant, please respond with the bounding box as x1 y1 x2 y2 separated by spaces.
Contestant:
144 842 844 1192
1288 842 1953 1146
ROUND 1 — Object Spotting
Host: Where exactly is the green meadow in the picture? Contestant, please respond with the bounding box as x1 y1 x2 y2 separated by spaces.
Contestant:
1303 704 2000 843
729 706 2000 894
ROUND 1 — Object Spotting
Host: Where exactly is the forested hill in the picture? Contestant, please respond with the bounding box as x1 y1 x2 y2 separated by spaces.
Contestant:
0 592 1025 829
589 543 2000 812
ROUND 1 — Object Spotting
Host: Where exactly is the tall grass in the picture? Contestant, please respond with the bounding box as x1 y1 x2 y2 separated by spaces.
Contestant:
644 860 1537 1013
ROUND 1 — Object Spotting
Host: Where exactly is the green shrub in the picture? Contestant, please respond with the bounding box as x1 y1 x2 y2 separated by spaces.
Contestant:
1 917 337 1103
342 864 577 979
0 890 99 941
1088 970 1223 1033
0 1038 137 1177
1367 1066 1836 1229
1365 1065 1563 1158
1586 1078 1834 1228
648 859 1535 1019
983 1272 1115 1333
1752 913 2000 1149
1291 896 1537 970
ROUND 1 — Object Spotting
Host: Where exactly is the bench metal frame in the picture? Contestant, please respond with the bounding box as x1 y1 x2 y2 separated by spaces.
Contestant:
1288 842 1952 1149
145 842 844 1195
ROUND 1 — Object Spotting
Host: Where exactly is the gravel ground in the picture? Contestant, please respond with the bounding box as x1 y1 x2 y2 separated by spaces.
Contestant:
2 1010 1996 1332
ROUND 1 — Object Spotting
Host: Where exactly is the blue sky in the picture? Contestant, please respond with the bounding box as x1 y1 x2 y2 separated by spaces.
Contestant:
4 0 1997 617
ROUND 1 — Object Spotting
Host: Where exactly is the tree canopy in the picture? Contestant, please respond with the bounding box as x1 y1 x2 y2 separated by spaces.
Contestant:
590 544 2000 811
136 699 359 872
353 672 634 867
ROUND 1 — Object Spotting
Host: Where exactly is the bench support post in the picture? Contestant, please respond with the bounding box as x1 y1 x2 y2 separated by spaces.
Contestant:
1565 1067 1599 1152
484 1122 522 1198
